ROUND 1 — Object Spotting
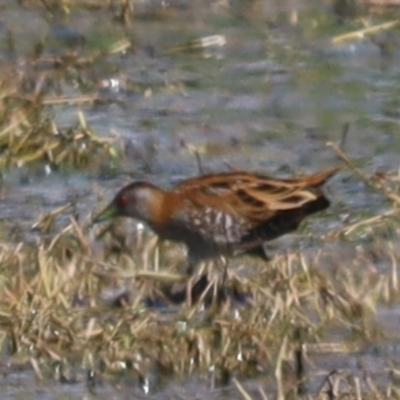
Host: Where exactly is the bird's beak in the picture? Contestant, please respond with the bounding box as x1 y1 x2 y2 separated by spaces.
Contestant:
92 202 119 224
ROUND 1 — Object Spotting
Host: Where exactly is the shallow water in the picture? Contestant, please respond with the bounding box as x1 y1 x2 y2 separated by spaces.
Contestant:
1 0 400 398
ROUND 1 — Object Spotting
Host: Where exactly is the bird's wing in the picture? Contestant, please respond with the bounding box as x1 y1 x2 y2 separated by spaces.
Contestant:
173 167 338 224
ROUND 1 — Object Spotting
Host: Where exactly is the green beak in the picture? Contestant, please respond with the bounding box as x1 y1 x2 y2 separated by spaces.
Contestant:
92 202 119 224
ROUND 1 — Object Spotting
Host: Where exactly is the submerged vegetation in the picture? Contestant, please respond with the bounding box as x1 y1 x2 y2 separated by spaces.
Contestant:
0 1 399 399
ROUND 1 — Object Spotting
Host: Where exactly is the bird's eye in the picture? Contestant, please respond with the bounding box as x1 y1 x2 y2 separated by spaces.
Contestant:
118 195 128 207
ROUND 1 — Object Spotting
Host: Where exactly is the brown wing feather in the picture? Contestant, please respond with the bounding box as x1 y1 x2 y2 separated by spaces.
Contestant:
172 166 339 224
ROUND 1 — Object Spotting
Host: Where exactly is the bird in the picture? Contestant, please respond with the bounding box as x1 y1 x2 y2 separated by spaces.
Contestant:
93 165 339 272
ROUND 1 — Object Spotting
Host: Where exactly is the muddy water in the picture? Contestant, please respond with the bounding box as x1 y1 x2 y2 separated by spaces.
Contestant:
1 0 400 398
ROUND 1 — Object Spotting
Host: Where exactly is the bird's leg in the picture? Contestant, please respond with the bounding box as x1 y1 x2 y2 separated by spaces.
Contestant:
185 261 206 307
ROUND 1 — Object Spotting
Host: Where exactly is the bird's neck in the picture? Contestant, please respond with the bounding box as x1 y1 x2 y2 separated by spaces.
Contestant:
149 190 180 231
132 185 166 229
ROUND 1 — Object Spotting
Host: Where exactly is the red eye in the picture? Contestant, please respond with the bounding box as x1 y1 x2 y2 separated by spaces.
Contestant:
118 195 128 207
